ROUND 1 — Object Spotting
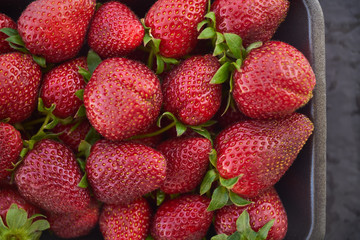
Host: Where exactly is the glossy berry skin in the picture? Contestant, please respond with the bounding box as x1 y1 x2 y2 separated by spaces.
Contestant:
0 52 42 123
100 198 151 240
15 139 91 214
86 140 166 205
162 55 222 125
40 57 87 118
214 187 288 240
88 1 144 59
145 0 208 58
84 58 163 141
211 0 289 47
157 137 212 194
0 13 17 54
233 41 316 119
0 122 22 181
151 194 213 240
215 113 314 198
17 0 96 63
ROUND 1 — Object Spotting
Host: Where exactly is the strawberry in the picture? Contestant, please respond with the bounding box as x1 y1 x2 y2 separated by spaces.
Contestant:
144 0 208 58
40 57 87 118
0 13 16 54
0 122 22 181
0 52 42 123
86 140 166 205
214 187 288 240
211 0 289 47
99 197 151 240
151 194 213 240
232 41 316 119
215 113 313 198
88 1 144 59
84 57 163 141
15 139 91 214
162 54 222 125
17 0 96 63
157 137 212 194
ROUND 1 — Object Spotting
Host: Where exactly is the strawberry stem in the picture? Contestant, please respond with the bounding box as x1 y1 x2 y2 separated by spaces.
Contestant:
129 121 176 140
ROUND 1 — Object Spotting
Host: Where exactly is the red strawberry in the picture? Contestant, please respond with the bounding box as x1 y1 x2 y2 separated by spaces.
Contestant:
88 1 144 59
157 137 212 194
211 0 289 46
40 57 87 118
214 187 288 240
162 54 222 125
15 139 91 214
86 140 166 205
0 52 42 123
17 0 96 63
99 197 151 240
151 194 213 240
145 0 208 58
232 41 316 119
84 58 163 141
0 122 22 181
215 113 313 198
0 13 17 54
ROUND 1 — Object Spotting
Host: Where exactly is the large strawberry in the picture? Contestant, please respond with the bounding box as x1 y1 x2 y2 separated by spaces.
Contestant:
162 54 222 125
211 0 289 47
84 57 163 141
17 0 96 63
0 13 16 54
215 113 313 198
99 197 151 240
0 52 42 123
232 41 316 119
86 140 166 205
88 1 144 59
15 139 91 214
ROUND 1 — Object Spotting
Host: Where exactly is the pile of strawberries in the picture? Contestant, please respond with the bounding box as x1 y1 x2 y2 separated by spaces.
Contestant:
0 0 316 239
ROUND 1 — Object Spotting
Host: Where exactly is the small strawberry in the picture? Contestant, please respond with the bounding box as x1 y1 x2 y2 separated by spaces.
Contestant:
151 194 213 240
40 57 87 118
15 139 91 214
86 140 166 205
99 197 151 240
157 137 212 194
0 13 16 54
232 41 316 119
0 122 22 181
162 54 222 126
17 0 96 63
88 1 144 59
84 57 163 141
215 113 313 198
0 52 42 123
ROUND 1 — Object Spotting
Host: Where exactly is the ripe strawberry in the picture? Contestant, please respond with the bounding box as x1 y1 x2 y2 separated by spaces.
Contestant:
86 140 166 205
0 122 22 181
15 139 91 214
151 194 213 240
84 58 163 141
211 0 289 47
17 0 96 63
0 13 16 54
232 41 316 119
99 197 151 240
0 52 42 123
145 0 208 58
214 187 288 240
215 113 313 198
40 57 87 118
162 54 222 125
157 137 212 194
88 1 144 59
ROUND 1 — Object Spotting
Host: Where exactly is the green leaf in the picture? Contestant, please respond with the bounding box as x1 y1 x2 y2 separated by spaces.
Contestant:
6 204 27 229
152 38 161 53
246 41 263 54
156 190 166 206
78 173 88 188
156 54 165 75
87 49 102 74
213 42 226 57
146 236 155 240
209 148 217 167
75 105 87 118
44 118 59 130
32 55 46 68
78 67 91 82
78 140 92 159
236 210 252 232
228 232 242 240
204 11 216 25
197 19 209 32
207 186 229 211
28 219 50 233
224 33 243 59
216 32 225 45
256 219 275 240
77 158 86 172
220 176 239 189
175 121 187 136
200 169 218 195
229 191 253 207
210 62 231 84
199 120 217 128
0 213 8 231
198 27 216 40
0 27 18 36
5 34 25 47
232 59 242 71
37 98 45 113
143 33 152 46
211 234 228 240
161 56 179 65
75 89 85 101
84 127 101 145
190 127 213 144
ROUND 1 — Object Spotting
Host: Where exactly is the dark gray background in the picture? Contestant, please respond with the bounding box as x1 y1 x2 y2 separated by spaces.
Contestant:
318 0 360 239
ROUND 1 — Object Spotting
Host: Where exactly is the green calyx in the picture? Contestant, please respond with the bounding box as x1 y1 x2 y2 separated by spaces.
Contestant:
0 204 50 240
